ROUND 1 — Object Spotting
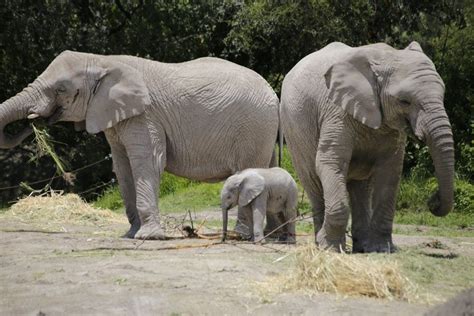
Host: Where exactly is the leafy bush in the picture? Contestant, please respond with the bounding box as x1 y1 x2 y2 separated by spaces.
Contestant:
160 172 196 196
94 186 123 211
397 177 474 215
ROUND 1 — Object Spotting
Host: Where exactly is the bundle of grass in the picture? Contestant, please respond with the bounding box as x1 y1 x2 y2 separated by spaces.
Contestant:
261 243 420 302
5 192 126 228
31 123 75 185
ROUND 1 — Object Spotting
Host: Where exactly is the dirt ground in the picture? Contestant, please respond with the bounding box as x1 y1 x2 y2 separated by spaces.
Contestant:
1 211 473 316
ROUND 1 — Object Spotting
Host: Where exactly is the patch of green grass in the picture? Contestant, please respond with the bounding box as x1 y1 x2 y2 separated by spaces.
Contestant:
395 211 474 229
278 145 298 182
389 248 474 300
94 186 123 211
160 182 222 214
114 277 128 285
160 172 196 196
199 218 236 231
94 172 198 211
393 225 474 238
296 220 314 234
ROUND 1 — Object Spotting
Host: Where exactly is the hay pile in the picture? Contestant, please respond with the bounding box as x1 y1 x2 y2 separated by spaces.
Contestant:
261 243 419 301
5 192 126 228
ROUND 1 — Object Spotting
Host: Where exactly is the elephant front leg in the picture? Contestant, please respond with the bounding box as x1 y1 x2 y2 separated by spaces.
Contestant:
366 149 404 253
251 196 267 243
316 153 350 252
110 143 141 238
347 180 372 253
118 119 166 240
106 130 140 238
235 206 252 240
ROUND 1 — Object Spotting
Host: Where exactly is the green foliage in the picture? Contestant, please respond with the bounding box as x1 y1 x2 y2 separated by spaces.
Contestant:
453 177 474 214
160 172 196 196
279 145 298 181
160 182 222 214
94 171 200 211
396 177 474 228
397 177 474 215
94 186 123 211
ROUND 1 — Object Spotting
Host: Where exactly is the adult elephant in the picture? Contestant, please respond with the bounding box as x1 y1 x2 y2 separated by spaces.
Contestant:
0 51 279 239
281 42 454 253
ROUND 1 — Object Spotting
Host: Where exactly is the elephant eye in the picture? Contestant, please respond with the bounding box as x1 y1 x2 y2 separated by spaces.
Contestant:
398 98 411 107
56 85 67 94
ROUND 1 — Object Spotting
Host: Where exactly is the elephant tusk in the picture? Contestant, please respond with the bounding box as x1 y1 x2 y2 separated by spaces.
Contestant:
27 113 40 119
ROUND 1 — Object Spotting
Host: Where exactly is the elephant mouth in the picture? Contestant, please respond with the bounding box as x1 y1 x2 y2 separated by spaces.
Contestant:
405 118 424 142
28 105 64 125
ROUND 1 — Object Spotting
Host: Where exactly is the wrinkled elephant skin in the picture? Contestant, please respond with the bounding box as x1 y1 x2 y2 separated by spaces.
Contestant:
0 52 279 239
281 42 454 253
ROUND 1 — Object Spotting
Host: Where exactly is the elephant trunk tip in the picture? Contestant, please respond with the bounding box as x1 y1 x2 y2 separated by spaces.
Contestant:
427 190 453 217
222 207 228 242
0 126 33 149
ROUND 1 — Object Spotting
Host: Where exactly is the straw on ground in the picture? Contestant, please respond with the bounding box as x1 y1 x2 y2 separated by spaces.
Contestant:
4 191 125 230
259 243 422 302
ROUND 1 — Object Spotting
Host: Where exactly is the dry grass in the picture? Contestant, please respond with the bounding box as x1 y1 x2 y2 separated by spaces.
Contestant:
260 243 422 302
3 191 126 230
32 124 67 174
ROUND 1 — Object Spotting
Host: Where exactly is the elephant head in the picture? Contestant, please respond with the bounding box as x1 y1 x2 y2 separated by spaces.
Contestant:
220 172 265 241
0 51 150 148
324 41 454 217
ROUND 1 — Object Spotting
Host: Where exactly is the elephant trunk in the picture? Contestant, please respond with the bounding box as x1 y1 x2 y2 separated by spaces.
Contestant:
0 86 38 149
222 208 228 242
422 107 455 217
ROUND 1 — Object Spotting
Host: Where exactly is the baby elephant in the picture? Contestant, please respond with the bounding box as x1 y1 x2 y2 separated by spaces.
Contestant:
220 167 298 243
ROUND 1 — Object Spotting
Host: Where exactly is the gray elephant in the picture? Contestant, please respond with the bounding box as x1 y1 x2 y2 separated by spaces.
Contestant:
220 167 298 243
281 42 454 253
0 51 279 240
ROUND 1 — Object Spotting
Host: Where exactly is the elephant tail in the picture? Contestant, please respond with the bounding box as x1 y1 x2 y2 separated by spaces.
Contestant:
278 99 283 168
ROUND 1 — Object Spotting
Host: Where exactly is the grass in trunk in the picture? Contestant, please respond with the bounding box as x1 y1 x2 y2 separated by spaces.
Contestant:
31 123 75 185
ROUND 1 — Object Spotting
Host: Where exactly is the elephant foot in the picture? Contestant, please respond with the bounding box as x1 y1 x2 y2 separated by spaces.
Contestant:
235 222 252 240
316 228 346 252
352 241 366 253
253 236 266 244
277 233 296 244
363 240 398 253
134 221 166 240
351 233 369 253
123 223 141 239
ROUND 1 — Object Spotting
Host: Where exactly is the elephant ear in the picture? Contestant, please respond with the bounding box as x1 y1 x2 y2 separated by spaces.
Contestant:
324 51 382 129
238 172 265 206
85 60 150 134
405 41 423 53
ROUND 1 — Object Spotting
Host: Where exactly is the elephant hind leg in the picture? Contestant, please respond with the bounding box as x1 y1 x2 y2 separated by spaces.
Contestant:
347 179 372 253
366 151 404 253
297 170 325 241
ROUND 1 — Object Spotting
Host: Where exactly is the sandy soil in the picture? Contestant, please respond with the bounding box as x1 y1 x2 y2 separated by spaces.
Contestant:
0 214 472 316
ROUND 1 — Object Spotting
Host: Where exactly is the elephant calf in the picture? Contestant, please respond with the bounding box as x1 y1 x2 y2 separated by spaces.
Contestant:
220 167 298 243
